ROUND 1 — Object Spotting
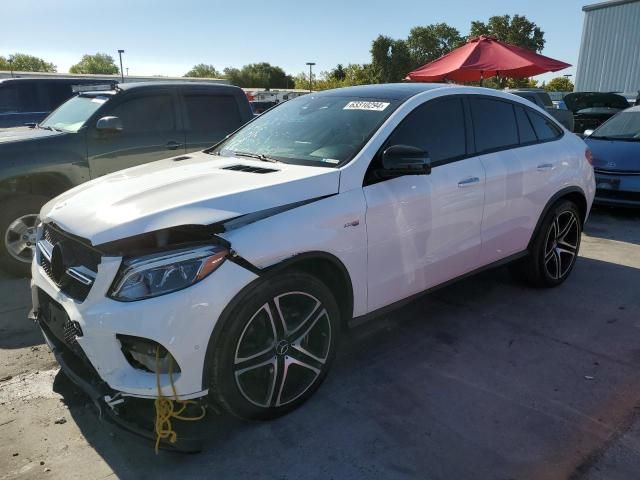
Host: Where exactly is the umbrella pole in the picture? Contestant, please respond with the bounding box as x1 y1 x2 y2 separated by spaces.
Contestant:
480 71 483 87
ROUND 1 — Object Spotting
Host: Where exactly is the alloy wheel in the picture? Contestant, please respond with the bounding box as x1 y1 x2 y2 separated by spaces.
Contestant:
233 292 332 408
4 214 39 263
543 210 579 280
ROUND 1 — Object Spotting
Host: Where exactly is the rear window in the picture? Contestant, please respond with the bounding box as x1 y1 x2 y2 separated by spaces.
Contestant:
526 110 562 141
184 94 242 135
470 97 519 153
515 105 537 144
0 83 39 113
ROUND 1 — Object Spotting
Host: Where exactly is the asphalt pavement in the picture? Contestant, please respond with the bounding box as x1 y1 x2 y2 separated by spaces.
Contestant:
1 207 639 480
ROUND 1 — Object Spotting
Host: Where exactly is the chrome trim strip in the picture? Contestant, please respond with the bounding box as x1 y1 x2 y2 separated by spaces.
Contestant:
37 240 53 262
65 266 96 286
594 168 640 176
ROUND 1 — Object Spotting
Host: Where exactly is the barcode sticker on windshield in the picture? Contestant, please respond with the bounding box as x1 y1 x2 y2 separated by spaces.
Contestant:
343 101 390 111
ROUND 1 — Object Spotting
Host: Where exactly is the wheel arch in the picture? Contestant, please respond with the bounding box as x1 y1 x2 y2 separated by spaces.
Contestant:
528 186 587 251
262 252 355 330
201 251 354 391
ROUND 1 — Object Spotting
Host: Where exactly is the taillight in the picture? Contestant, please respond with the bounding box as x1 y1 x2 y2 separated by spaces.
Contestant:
585 148 593 166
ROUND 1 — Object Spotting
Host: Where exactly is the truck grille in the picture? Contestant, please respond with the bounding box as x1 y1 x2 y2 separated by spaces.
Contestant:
38 224 102 302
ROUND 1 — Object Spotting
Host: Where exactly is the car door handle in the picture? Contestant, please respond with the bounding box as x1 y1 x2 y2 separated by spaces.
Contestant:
166 141 184 150
537 163 554 171
457 177 480 187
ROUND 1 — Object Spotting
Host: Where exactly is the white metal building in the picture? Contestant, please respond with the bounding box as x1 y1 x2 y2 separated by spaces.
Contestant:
575 0 640 95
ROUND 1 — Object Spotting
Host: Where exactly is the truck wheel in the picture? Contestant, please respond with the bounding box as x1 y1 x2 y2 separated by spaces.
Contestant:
0 195 49 277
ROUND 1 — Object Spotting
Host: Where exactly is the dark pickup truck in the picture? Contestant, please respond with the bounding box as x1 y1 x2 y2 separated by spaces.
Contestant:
0 82 253 275
0 77 115 129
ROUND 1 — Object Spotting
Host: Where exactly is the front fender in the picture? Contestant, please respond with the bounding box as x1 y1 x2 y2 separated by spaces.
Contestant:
220 188 369 317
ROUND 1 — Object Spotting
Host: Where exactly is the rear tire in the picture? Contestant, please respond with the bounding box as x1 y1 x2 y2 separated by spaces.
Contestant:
0 194 49 277
511 199 582 287
207 272 340 421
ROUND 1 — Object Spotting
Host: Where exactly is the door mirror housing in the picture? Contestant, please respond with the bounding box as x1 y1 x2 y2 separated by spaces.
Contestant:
96 116 123 133
381 145 431 176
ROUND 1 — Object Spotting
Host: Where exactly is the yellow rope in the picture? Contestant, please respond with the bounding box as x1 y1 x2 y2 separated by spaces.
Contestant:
154 346 206 454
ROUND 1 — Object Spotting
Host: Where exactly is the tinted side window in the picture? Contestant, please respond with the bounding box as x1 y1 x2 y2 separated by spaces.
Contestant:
0 84 39 113
0 85 19 113
386 97 466 163
183 94 242 134
527 109 562 141
109 95 175 133
470 98 518 153
515 105 537 144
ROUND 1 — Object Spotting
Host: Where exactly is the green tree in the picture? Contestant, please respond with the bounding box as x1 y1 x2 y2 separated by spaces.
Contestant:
330 64 346 81
544 76 574 92
406 23 464 68
184 64 222 78
69 53 119 74
223 63 294 89
294 64 375 91
0 53 56 72
469 14 545 52
370 35 413 83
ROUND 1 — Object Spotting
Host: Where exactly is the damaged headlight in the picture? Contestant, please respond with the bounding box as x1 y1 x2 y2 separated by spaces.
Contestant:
109 245 228 302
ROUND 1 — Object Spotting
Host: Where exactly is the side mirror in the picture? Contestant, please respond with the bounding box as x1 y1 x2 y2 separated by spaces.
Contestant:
96 116 123 133
583 129 594 137
381 145 431 176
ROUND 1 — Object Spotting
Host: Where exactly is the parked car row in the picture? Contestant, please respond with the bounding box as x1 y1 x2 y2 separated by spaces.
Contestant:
4 74 639 448
505 88 631 134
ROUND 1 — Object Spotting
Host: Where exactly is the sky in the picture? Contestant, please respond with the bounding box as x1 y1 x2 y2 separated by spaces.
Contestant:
3 0 589 83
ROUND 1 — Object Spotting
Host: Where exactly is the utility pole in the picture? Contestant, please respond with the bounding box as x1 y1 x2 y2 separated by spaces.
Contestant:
7 58 14 78
306 62 315 93
118 49 125 83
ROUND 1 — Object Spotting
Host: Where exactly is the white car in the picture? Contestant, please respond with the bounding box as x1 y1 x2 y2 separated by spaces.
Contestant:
31 84 595 429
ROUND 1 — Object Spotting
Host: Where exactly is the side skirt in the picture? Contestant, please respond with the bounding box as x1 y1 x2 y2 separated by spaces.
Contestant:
348 250 529 328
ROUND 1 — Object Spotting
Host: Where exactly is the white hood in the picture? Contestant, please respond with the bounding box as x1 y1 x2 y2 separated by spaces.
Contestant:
40 152 341 245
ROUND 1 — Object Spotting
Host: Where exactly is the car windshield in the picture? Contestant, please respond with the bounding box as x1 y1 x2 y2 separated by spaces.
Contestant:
591 111 640 140
40 94 109 133
212 94 400 166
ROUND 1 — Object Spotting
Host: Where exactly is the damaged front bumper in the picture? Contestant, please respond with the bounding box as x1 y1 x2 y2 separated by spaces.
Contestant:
30 307 206 452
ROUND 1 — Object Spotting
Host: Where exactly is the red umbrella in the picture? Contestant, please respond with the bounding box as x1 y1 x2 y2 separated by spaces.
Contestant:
405 35 570 83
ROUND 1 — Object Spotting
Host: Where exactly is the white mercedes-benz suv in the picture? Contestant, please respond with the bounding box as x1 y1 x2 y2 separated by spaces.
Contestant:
31 84 595 434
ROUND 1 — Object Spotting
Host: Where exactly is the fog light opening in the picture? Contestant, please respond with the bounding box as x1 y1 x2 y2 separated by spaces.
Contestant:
117 334 181 374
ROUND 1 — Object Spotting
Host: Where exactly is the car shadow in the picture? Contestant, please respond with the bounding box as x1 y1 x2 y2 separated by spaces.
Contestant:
585 206 640 245
0 271 43 349
52 255 640 480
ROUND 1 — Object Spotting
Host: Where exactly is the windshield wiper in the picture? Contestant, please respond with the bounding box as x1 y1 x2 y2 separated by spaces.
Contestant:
233 151 279 163
39 124 63 132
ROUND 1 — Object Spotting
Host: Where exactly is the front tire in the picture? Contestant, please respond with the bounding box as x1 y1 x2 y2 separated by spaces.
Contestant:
512 199 582 287
208 272 340 420
0 194 49 277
